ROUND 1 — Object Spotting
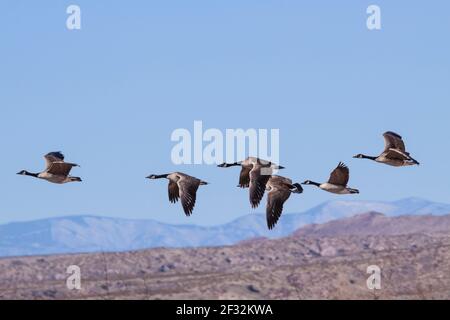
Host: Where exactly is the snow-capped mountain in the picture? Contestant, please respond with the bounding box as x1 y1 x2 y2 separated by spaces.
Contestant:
0 197 449 257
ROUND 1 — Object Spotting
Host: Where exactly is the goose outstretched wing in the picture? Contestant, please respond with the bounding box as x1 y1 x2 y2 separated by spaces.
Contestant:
385 148 410 160
383 131 406 153
238 166 251 188
168 180 180 203
44 152 65 169
328 162 349 186
177 174 201 216
44 152 78 176
249 165 271 208
47 162 78 176
266 176 292 230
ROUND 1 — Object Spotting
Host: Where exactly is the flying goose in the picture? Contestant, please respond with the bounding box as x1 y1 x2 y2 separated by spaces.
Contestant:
146 172 208 216
217 157 285 208
17 152 82 184
353 131 420 167
265 175 303 230
302 162 359 194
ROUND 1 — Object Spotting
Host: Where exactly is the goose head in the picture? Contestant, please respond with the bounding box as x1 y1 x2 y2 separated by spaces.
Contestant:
291 183 303 194
17 170 39 178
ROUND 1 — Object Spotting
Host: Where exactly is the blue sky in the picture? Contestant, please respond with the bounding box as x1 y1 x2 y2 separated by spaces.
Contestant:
0 1 449 226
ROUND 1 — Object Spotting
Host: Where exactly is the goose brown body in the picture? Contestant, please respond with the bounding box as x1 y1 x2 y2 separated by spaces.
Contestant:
17 152 82 184
354 131 420 167
265 175 303 230
302 162 359 195
218 157 284 209
146 172 208 216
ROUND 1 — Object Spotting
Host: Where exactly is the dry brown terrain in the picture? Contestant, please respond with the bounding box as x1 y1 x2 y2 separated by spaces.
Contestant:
1 212 450 300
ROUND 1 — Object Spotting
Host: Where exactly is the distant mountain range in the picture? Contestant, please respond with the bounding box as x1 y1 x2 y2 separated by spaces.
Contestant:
1 197 449 257
2 211 450 299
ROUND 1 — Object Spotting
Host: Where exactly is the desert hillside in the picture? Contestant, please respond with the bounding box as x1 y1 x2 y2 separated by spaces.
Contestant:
1 212 450 300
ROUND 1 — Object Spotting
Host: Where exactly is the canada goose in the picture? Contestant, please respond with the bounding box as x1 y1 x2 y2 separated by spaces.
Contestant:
146 172 208 216
266 175 303 230
217 157 285 208
353 131 420 167
302 162 359 194
17 152 82 184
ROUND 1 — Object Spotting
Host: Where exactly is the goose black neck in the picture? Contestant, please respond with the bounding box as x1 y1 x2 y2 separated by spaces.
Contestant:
24 171 39 178
155 174 169 179
362 155 378 161
228 162 240 167
310 181 321 187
